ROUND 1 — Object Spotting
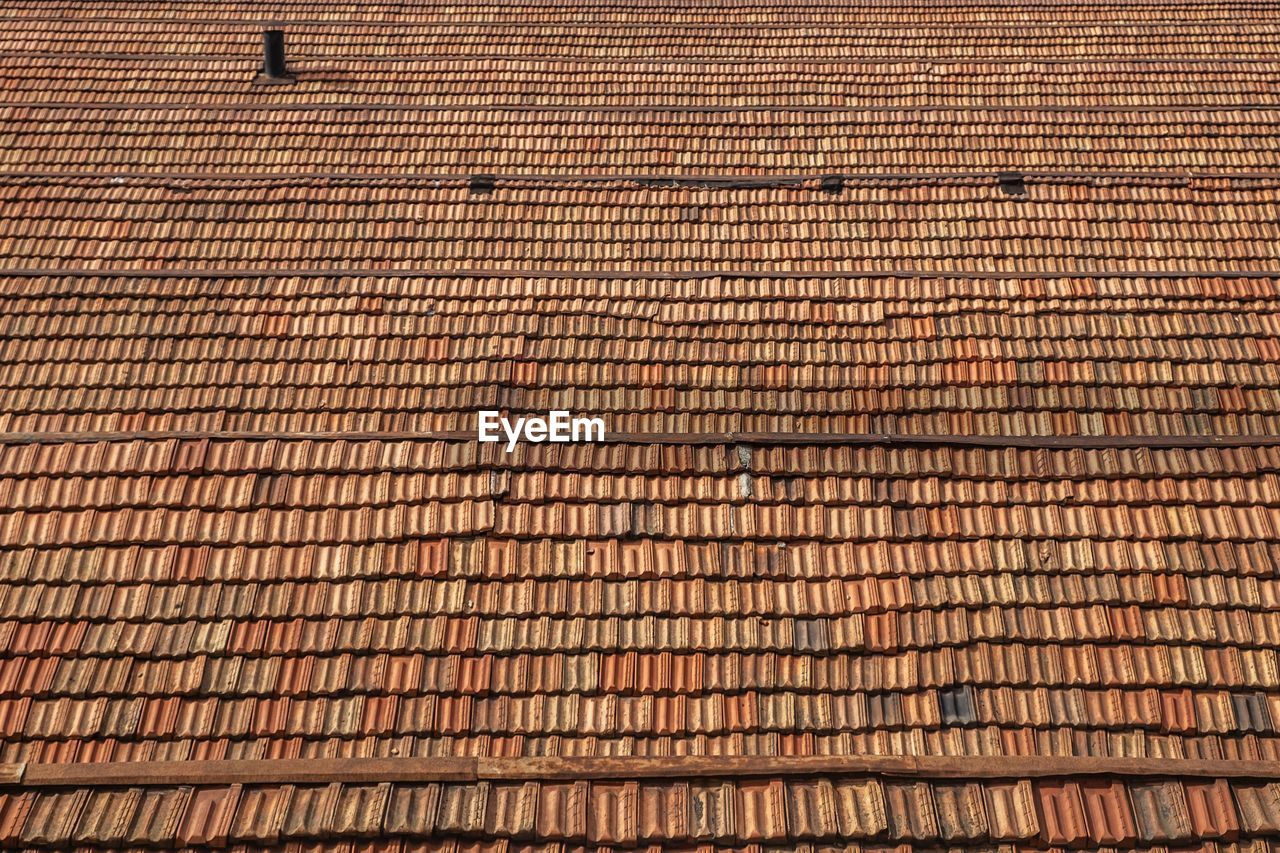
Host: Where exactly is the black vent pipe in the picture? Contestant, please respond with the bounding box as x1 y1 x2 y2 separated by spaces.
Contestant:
263 29 287 78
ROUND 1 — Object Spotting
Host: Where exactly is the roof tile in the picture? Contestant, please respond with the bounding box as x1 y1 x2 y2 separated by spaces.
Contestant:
1079 780 1138 846
1035 781 1088 846
1130 780 1194 843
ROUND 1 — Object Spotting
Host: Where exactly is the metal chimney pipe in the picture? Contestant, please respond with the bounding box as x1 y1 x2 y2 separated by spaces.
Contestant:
262 29 287 78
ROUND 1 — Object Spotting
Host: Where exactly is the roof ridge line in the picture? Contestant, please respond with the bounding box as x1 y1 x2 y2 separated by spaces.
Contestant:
12 755 1280 786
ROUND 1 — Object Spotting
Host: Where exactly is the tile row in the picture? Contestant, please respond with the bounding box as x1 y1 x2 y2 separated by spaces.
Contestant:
9 410 1280 437
0 603 1261 674
0 842 1259 853
17 0 1275 24
5 537 1276 584
10 107 1280 173
7 287 1276 328
13 364 1280 396
28 645 1275 697
6 19 1278 59
1 500 1276 546
6 574 1279 620
4 407 1280 437
9 272 1275 300
7 725 1280 765
6 440 1277 481
8 58 1280 108
2 632 1279 697
11 470 1280 513
10 303 1279 353
1 411 1274 459
6 177 1280 273
3 610 1278 672
2 571 1278 615
7 306 1279 349
4 679 1280 740
10 390 1280 429
1 268 1272 435
0 693 1275 747
3 776 1278 848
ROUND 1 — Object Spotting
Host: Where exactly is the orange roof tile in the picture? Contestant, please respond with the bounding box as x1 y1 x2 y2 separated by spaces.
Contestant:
3 0 1280 849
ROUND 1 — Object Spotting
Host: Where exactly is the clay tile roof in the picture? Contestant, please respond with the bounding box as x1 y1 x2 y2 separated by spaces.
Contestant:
2 0 1280 851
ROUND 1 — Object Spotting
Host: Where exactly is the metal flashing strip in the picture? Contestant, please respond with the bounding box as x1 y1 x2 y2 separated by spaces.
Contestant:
10 755 1280 787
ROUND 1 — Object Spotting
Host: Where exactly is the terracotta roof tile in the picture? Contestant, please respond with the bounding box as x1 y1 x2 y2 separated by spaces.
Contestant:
1130 780 1195 842
435 782 488 836
933 782 989 843
11 774 1280 850
983 781 1039 840
4 0 1280 849
1035 781 1088 846
1232 782 1280 834
15 107 1280 175
785 779 839 840
384 785 441 838
834 778 888 839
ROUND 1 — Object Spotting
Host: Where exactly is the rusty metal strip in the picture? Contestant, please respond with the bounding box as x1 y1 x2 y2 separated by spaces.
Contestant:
12 756 1280 787
0 430 1274 450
